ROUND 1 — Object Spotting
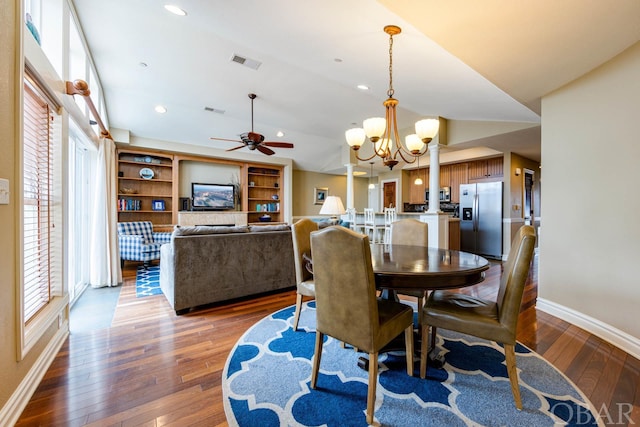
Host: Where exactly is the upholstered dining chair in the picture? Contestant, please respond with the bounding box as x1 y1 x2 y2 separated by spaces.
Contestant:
390 218 429 329
291 218 319 331
310 226 414 424
419 225 536 410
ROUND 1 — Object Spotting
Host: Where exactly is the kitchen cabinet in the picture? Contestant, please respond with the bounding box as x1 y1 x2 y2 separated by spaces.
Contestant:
408 168 427 204
468 157 503 180
449 163 468 203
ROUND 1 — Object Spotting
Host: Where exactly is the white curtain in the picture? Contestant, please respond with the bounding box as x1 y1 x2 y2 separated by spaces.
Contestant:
89 137 122 287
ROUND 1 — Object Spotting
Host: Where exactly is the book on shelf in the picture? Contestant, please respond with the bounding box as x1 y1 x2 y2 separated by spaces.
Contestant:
118 198 141 211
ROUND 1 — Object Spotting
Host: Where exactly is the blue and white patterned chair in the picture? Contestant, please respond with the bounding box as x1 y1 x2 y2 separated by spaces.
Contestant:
117 221 172 267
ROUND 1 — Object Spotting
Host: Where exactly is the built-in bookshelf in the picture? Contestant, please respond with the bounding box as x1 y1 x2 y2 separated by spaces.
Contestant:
117 149 174 229
246 166 282 224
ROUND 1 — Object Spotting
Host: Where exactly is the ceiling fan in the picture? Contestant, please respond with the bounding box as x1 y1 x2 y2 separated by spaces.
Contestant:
210 93 294 156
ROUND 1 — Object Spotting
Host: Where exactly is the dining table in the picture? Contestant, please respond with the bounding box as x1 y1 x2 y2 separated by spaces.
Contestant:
370 243 490 295
366 243 490 370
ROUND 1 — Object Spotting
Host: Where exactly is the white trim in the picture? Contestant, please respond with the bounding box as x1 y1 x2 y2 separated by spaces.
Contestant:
537 298 640 360
0 325 68 426
502 217 525 224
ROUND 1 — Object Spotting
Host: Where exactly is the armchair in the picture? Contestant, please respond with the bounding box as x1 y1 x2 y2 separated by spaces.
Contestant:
117 221 172 267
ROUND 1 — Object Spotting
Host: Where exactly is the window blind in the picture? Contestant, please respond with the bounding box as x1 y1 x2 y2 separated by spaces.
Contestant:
23 76 54 322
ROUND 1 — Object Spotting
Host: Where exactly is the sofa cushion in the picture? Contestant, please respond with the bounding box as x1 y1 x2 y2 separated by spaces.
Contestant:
249 224 291 232
173 225 250 236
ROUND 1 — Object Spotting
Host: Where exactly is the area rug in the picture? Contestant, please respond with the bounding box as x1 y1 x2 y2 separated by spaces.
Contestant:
135 266 162 297
223 301 602 427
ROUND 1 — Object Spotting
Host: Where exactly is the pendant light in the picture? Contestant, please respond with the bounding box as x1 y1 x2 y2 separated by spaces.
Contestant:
368 162 375 189
345 25 440 170
414 156 423 185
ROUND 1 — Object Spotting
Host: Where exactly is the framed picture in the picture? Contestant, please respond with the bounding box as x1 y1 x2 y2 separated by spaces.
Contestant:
314 187 328 205
152 199 166 211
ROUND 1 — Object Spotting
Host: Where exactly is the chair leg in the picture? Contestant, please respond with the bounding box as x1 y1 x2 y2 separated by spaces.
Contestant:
404 325 414 376
293 294 303 331
504 344 523 410
416 295 424 334
310 331 324 389
366 351 378 425
420 324 430 378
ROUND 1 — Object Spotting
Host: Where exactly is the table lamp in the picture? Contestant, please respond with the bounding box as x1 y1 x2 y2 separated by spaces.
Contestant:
319 196 346 224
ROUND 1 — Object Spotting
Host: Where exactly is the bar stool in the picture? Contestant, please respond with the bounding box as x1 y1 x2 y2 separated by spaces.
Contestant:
363 208 383 243
383 207 397 244
346 207 364 234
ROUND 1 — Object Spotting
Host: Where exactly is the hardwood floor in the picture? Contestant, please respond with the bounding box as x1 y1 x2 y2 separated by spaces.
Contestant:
16 255 640 426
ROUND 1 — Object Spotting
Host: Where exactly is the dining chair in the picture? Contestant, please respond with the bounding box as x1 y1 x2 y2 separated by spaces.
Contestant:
346 207 364 234
363 208 383 243
419 225 536 410
310 226 414 425
382 207 397 244
390 219 429 329
291 218 319 331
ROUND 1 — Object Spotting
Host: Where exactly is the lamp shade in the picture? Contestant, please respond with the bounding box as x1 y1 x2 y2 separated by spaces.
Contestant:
345 128 366 148
415 118 439 142
319 196 346 216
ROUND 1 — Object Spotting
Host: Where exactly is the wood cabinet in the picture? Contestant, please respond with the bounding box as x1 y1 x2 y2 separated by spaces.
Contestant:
408 169 427 204
468 157 503 180
449 163 468 203
117 149 175 229
245 165 283 224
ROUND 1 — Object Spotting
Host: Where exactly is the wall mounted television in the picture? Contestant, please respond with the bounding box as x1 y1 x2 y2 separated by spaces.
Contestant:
191 183 235 210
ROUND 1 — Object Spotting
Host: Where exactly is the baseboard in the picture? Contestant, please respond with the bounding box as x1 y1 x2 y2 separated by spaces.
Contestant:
0 324 68 426
537 298 640 360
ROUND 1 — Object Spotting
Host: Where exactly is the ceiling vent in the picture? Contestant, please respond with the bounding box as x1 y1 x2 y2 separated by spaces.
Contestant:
230 54 262 70
204 106 225 114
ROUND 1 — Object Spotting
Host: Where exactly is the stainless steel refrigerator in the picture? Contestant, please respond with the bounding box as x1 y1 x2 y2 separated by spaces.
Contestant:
459 182 503 259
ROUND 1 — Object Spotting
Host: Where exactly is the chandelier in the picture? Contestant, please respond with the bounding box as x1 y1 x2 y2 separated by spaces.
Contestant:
345 25 439 170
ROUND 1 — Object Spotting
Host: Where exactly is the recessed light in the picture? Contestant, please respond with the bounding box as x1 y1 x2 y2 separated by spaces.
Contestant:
154 105 167 114
276 131 285 138
357 84 369 90
164 4 187 16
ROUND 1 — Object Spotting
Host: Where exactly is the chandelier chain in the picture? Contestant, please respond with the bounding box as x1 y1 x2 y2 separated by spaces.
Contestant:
388 33 394 98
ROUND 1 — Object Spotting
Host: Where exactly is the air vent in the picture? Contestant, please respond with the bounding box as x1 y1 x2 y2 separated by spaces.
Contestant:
230 53 262 70
204 106 225 114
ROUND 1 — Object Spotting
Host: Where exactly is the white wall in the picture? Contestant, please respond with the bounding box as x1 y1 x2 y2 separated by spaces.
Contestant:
540 42 640 348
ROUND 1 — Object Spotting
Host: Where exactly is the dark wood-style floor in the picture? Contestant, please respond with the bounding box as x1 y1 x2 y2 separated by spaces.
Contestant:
15 254 640 426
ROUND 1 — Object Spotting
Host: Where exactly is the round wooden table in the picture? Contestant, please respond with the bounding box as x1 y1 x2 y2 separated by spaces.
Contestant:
370 244 490 293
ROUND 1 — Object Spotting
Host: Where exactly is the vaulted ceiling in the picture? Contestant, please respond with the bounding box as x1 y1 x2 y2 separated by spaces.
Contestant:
73 0 640 173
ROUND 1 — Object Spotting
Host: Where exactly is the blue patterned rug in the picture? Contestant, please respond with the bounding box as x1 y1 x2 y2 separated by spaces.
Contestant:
223 301 602 427
135 266 162 297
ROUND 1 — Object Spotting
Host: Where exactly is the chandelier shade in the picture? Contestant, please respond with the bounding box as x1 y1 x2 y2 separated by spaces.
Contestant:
345 25 439 170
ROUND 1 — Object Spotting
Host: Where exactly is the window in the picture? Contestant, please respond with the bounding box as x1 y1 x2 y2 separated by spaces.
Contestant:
22 75 54 322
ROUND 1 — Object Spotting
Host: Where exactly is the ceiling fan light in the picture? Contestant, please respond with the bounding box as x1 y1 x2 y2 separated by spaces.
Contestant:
405 133 422 153
415 118 439 142
363 117 386 141
345 128 366 148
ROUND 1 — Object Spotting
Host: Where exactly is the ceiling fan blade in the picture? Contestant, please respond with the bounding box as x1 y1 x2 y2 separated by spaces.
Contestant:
210 136 242 143
226 145 246 152
263 142 294 148
257 145 275 156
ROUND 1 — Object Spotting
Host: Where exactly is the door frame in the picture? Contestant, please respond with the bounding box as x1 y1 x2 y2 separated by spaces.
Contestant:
379 178 400 210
